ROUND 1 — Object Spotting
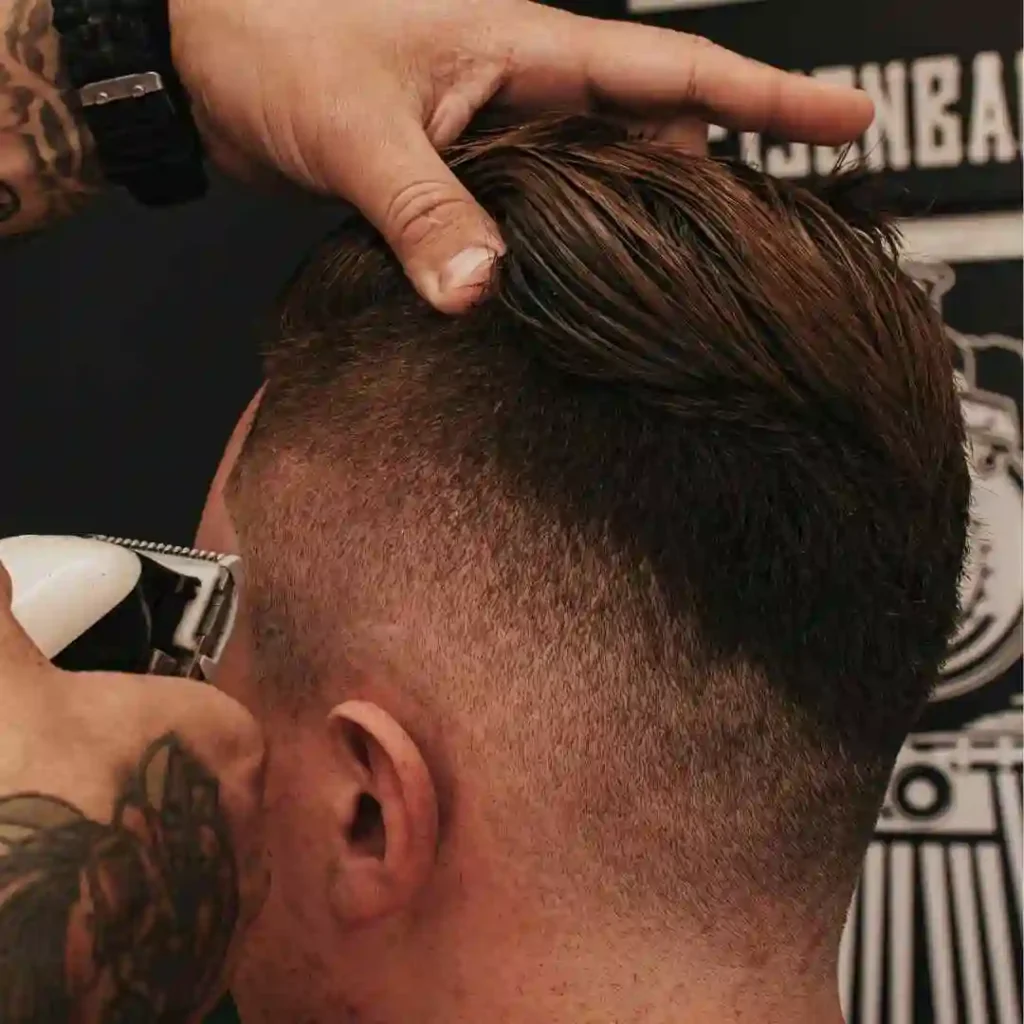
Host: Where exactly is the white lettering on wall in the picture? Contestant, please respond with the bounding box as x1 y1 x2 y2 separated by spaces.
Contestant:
912 56 963 168
711 51 1022 177
626 0 763 11
861 62 912 171
968 52 1018 164
739 132 763 169
765 142 810 177
1018 51 1023 146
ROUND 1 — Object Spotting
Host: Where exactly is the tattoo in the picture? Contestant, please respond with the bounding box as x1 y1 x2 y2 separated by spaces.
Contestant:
0 734 239 1023
0 0 103 233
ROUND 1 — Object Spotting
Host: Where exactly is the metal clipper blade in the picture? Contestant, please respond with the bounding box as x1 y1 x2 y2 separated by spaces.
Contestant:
59 535 242 681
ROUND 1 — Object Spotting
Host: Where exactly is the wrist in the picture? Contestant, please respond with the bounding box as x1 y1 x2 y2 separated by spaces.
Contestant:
49 0 207 206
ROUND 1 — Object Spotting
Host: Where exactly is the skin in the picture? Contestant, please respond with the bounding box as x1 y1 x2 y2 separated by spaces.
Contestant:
0 561 269 1023
0 0 875 1015
1 0 874 310
194 395 847 1024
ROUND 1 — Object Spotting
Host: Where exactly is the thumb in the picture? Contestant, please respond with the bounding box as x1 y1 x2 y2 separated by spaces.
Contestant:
330 108 504 314
0 560 51 672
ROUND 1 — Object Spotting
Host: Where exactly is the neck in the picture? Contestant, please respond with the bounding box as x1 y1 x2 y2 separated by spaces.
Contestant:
390 904 846 1024
440 944 843 1024
232 899 846 1024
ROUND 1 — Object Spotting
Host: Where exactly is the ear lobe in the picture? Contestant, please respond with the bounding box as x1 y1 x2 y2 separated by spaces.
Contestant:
326 701 438 924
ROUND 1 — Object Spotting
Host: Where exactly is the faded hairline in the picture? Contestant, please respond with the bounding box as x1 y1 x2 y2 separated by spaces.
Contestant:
226 116 968 945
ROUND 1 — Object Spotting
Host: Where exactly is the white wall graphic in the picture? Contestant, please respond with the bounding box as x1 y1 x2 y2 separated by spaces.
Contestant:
626 0 764 12
839 258 1023 1024
708 50 1023 180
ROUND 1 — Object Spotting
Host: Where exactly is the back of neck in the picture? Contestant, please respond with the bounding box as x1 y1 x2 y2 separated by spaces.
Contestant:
443 937 845 1024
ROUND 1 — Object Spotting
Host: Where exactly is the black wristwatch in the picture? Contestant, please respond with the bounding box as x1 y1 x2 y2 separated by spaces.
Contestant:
52 0 208 206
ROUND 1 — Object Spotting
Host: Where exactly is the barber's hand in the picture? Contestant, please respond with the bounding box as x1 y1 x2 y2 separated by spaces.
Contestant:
169 0 874 313
0 562 268 1020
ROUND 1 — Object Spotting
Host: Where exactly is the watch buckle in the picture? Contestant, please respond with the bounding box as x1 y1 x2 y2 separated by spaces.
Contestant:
79 71 166 108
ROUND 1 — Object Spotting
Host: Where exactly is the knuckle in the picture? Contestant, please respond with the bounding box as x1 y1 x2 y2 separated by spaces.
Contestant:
680 34 719 105
384 180 474 250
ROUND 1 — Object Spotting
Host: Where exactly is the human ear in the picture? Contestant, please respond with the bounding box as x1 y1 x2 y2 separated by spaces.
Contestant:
325 700 438 924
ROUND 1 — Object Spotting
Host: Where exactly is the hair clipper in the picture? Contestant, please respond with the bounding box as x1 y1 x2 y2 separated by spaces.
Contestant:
0 534 239 680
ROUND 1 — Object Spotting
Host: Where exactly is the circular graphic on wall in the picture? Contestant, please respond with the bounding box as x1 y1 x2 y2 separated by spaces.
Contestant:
940 373 1023 700
905 261 1024 703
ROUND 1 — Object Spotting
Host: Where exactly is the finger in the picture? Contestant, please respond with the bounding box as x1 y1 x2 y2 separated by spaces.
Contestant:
504 7 874 145
326 102 504 314
624 116 710 155
652 118 709 155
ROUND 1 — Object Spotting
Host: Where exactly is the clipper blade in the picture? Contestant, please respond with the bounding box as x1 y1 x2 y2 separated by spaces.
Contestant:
87 535 241 681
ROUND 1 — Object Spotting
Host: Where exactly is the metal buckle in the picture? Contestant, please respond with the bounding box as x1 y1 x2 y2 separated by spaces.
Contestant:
78 71 165 108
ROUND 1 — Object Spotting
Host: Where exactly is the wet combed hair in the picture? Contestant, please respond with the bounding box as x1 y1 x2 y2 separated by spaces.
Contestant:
227 116 969 940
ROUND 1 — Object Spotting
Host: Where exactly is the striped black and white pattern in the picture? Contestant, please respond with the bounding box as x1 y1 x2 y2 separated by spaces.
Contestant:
840 733 1023 1024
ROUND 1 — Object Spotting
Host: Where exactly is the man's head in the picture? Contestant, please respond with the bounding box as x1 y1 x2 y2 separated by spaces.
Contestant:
199 117 969 1023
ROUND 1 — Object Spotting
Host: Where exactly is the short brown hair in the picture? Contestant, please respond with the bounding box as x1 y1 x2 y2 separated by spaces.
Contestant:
228 116 968 939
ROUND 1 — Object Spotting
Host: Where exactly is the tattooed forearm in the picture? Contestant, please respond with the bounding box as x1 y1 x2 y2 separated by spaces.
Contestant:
0 734 239 1023
0 0 103 234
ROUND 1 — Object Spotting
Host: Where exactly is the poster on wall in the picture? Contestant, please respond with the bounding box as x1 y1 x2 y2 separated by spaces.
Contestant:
704 49 1021 216
610 0 1024 213
838 218 1023 1024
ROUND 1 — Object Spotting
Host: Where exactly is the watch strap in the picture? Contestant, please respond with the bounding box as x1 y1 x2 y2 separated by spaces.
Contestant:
53 0 208 206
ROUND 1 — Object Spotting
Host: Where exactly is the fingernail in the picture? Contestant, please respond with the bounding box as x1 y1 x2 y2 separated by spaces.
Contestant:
439 247 498 295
